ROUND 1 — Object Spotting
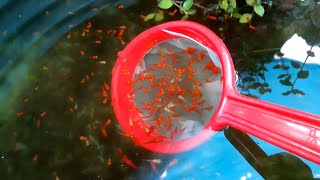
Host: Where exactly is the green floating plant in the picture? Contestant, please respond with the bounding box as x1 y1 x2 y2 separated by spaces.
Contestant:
144 0 266 24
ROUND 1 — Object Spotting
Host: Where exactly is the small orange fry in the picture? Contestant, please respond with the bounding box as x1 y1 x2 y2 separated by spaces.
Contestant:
17 112 25 117
80 136 89 141
33 154 40 161
122 155 137 168
101 128 108 138
40 112 47 117
207 15 217 21
36 120 41 128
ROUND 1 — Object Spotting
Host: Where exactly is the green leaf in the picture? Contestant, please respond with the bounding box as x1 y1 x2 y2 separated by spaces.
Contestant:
185 9 197 15
239 13 252 23
246 0 255 6
259 87 266 94
290 61 301 69
158 0 173 9
273 64 282 69
282 91 291 96
144 13 155 21
297 70 309 79
249 82 261 89
292 89 305 95
277 74 287 79
243 76 255 82
230 0 237 8
155 13 164 21
254 5 265 17
182 14 189 20
307 50 315 57
220 0 228 11
282 65 289 70
232 12 242 18
280 79 292 86
183 0 193 10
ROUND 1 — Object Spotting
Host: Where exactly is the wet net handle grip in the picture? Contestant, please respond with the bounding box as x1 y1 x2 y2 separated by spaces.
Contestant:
219 91 320 164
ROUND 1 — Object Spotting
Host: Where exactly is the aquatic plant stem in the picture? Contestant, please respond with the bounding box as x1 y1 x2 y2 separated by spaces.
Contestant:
291 44 314 90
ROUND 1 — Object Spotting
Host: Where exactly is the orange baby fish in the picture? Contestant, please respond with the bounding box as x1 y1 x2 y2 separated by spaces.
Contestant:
168 9 177 16
198 51 206 60
107 29 114 35
171 113 180 118
142 159 162 164
154 97 161 104
17 112 24 117
96 29 102 33
166 159 178 168
117 29 125 38
143 102 156 115
102 87 108 97
80 136 89 141
42 66 49 71
157 9 164 14
207 15 217 21
107 157 112 165
157 87 165 96
166 84 175 96
198 99 206 105
143 136 166 144
86 21 92 29
95 40 101 44
80 50 85 55
33 154 40 161
146 125 155 135
170 127 179 139
103 82 110 90
151 114 165 127
69 107 74 113
165 116 173 131
40 112 47 117
91 55 98 59
176 85 184 95
202 105 213 111
36 120 41 128
144 75 156 81
152 61 169 69
22 98 29 104
157 50 166 57
249 25 257 31
190 87 202 98
122 155 137 169
204 62 221 74
139 15 146 20
192 79 203 86
166 48 173 53
117 5 124 9
183 47 197 54
103 119 112 127
101 127 108 138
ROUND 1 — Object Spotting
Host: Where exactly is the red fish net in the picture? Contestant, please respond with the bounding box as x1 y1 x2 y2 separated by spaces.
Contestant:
129 39 222 140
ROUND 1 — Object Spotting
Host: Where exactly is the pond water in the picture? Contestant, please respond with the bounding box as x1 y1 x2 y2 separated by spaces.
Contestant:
0 0 319 179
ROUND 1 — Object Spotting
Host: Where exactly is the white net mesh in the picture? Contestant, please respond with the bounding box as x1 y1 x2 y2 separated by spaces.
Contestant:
132 38 223 139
